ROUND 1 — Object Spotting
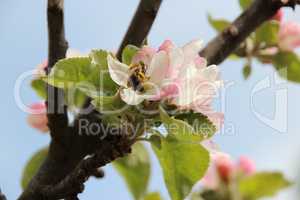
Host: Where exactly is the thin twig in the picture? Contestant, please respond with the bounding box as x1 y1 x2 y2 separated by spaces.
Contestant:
200 0 300 65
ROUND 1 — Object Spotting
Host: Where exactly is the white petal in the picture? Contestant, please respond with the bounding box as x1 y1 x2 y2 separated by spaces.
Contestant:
169 47 184 71
147 51 169 84
120 88 145 105
182 39 203 62
201 65 220 81
173 78 197 106
107 55 130 87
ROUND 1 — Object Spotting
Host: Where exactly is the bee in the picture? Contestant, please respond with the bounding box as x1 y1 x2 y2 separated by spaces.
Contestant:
128 62 148 92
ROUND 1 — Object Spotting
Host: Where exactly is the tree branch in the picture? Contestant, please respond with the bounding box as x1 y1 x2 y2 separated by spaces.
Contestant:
46 0 69 141
19 0 162 199
200 0 300 65
0 188 6 200
116 0 162 59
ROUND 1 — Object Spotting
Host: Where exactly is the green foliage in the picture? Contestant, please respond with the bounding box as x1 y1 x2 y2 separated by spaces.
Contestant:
273 52 300 83
207 15 230 32
160 107 216 142
150 132 209 200
242 64 252 80
143 192 163 200
239 0 252 10
45 57 92 89
255 22 279 46
91 93 127 113
239 172 291 199
113 143 151 200
122 45 140 65
21 147 48 189
31 78 46 99
89 49 118 94
45 50 118 96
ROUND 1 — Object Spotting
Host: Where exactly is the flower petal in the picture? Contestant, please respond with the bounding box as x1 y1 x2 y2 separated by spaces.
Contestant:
147 51 169 85
132 46 156 66
168 47 184 78
107 55 130 87
202 65 221 82
158 40 175 52
120 88 145 105
182 39 203 63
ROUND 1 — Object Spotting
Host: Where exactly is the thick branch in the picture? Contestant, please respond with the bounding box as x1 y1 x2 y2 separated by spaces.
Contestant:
0 188 6 200
116 0 162 59
46 0 69 141
200 0 300 65
19 1 162 199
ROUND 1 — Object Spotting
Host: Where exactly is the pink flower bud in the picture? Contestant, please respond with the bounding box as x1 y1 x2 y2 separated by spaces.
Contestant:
271 9 283 22
278 21 300 51
27 102 49 133
213 152 235 183
238 156 256 175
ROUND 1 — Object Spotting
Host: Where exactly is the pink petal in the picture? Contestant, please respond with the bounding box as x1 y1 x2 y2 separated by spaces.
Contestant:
132 46 156 66
279 21 300 51
158 40 175 52
238 156 256 175
271 9 283 22
27 102 49 133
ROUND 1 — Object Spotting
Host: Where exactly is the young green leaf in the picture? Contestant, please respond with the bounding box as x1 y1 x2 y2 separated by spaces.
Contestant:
273 52 300 83
144 192 163 200
122 45 140 65
90 49 108 68
113 143 151 200
89 49 118 94
239 0 252 10
31 78 47 99
21 147 48 189
255 22 279 46
150 135 209 200
160 107 216 142
92 93 127 113
239 172 291 199
242 64 252 80
207 15 230 32
45 57 92 89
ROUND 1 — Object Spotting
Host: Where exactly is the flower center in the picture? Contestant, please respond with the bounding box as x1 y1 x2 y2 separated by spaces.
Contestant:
128 62 149 92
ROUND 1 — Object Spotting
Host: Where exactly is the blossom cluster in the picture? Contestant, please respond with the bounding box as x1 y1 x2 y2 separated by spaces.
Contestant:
108 40 224 127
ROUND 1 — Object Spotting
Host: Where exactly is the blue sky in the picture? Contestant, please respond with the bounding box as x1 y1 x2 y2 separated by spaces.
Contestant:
0 0 300 199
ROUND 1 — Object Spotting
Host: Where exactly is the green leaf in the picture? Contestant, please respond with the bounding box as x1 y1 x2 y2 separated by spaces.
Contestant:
31 78 47 99
89 49 118 94
160 107 216 142
21 147 48 189
64 87 87 109
92 93 127 113
45 57 92 88
113 143 151 200
207 15 230 32
122 45 140 65
90 49 108 68
239 0 252 10
243 64 252 80
150 135 209 200
144 192 163 200
239 172 291 199
273 52 300 83
255 22 279 46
